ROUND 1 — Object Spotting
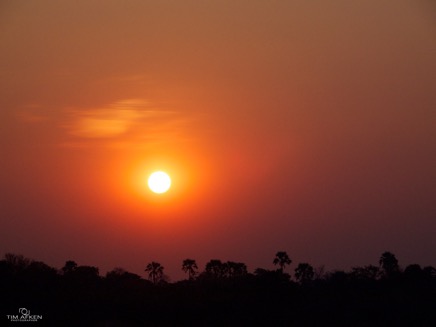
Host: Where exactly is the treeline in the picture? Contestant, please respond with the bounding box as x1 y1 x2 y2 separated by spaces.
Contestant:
1 251 436 326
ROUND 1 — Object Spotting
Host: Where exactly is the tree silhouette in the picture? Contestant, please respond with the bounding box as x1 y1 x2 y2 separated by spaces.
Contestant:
350 265 380 281
62 260 78 274
182 259 198 280
379 251 400 278
71 265 100 280
226 261 248 278
4 253 30 272
2 252 436 326
273 251 292 273
423 266 436 279
294 263 314 284
205 259 225 279
145 261 164 284
106 267 141 282
313 265 326 280
404 264 424 281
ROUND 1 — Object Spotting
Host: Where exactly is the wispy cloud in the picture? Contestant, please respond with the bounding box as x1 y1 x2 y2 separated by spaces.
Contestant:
61 98 189 148
65 99 145 138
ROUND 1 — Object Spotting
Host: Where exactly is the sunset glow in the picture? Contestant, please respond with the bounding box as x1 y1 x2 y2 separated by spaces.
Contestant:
1 0 435 286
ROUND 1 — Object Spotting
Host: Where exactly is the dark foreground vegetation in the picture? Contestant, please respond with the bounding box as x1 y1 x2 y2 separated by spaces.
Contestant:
1 251 436 326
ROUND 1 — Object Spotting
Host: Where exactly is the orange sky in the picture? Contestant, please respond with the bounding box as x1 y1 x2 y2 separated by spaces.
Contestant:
1 0 435 280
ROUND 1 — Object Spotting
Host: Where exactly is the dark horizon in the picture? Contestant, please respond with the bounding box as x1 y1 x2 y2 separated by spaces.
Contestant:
2 251 436 325
1 249 434 283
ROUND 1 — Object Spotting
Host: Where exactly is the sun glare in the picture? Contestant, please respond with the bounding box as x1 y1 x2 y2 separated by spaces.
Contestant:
148 171 171 194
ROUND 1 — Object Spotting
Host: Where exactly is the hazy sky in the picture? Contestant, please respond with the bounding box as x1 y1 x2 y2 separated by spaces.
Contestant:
1 0 435 280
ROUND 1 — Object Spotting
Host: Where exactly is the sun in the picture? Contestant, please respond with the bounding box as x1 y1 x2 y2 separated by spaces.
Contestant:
147 171 171 194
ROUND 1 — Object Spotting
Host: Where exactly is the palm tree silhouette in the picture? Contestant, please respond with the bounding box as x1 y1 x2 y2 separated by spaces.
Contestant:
145 261 164 284
273 251 292 273
379 251 400 278
182 259 198 280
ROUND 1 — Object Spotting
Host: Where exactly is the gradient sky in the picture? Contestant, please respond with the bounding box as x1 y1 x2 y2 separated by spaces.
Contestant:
1 0 435 280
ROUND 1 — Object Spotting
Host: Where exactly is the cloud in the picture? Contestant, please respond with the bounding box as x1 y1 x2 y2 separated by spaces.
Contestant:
62 98 190 148
65 99 148 138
